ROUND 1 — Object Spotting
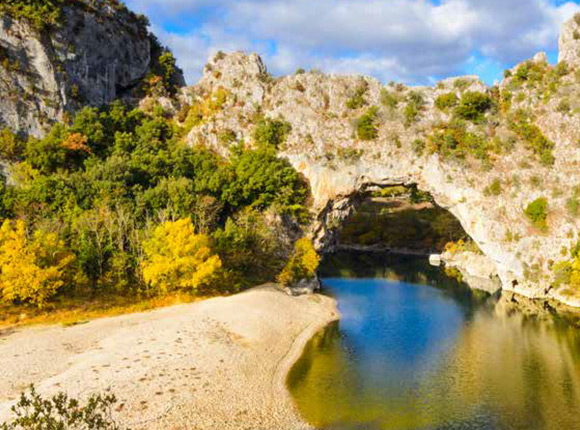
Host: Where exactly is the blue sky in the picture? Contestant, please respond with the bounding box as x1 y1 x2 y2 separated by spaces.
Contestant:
125 0 580 86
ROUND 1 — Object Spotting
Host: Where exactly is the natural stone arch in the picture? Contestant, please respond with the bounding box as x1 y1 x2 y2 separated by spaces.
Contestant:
287 155 525 298
185 15 580 307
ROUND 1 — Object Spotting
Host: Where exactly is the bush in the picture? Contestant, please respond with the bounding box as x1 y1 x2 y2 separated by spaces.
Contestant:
380 89 398 109
252 118 292 149
277 238 319 286
434 92 458 111
357 106 379 141
345 83 368 110
484 178 502 196
426 120 490 160
141 218 222 293
509 118 555 166
524 197 548 230
567 196 580 218
1 385 121 430
404 91 425 126
412 138 426 156
453 91 493 121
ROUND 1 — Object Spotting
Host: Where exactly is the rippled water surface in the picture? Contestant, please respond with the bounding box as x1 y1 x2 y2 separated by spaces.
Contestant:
287 253 580 430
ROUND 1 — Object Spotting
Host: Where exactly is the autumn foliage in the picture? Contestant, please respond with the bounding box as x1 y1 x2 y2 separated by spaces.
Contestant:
141 218 222 293
0 220 74 307
277 238 319 286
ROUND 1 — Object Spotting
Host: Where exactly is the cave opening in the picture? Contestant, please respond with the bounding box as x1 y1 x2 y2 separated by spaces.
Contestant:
330 184 471 255
317 184 481 285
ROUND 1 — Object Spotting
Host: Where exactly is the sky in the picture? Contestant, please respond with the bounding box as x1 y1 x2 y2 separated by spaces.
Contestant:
124 0 580 86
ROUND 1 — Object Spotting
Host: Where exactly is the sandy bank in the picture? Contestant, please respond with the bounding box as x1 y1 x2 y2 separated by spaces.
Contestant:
0 285 338 429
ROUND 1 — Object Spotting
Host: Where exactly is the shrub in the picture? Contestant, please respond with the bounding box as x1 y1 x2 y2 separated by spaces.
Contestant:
0 0 64 31
357 106 379 141
141 218 222 293
380 89 398 109
412 138 426 156
252 118 292 148
453 79 471 91
509 118 555 166
0 220 74 307
345 83 368 109
0 128 25 160
567 196 580 218
524 197 548 230
277 238 320 286
434 92 458 111
557 98 571 114
426 120 490 160
484 178 502 196
453 91 493 121
1 385 121 430
556 61 570 77
404 91 425 126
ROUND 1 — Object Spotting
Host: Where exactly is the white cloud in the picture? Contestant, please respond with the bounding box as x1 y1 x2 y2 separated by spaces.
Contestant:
126 0 580 85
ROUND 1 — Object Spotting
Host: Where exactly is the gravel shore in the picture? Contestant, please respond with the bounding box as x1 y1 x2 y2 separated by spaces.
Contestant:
0 285 338 429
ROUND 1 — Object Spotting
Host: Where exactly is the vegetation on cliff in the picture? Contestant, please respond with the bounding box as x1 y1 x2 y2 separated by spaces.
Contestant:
0 0 64 30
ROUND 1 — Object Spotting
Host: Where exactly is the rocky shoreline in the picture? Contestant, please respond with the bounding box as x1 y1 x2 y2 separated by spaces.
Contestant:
0 286 338 430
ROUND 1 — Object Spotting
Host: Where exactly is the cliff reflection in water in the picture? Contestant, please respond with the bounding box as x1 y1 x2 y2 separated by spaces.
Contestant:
288 252 580 430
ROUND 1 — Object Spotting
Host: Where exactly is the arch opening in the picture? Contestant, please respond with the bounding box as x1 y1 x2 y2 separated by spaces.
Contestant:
316 184 476 256
313 183 502 293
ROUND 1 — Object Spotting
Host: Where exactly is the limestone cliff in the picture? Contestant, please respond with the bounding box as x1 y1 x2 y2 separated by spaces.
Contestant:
0 0 184 137
183 16 580 307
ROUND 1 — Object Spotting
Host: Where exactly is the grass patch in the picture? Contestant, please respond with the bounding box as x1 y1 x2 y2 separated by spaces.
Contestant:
0 292 205 330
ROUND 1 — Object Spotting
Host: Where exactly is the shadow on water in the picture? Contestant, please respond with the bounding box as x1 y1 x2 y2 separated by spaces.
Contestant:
288 251 580 430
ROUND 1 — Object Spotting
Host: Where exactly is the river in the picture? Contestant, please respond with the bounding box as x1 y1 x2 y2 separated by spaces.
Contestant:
287 252 580 430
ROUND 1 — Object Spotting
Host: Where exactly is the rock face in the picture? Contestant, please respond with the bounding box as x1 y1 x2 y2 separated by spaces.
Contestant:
559 14 580 65
442 251 502 295
0 1 183 137
183 15 580 307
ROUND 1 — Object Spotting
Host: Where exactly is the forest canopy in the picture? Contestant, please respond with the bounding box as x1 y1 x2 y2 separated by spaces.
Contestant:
0 101 310 308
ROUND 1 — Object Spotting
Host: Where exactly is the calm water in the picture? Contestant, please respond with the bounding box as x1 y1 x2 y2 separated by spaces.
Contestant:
287 253 580 430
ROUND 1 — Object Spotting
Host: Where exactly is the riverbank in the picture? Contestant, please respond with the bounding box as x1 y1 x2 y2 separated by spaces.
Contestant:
0 285 338 430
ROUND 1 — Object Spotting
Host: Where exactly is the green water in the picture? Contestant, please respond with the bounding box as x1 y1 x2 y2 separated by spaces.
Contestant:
288 253 580 430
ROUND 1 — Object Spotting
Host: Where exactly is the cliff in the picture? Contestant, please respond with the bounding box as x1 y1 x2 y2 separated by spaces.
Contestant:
0 0 184 137
182 16 580 307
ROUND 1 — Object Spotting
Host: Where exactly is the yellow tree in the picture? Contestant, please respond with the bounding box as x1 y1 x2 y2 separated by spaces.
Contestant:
0 220 74 307
141 218 222 293
278 237 320 286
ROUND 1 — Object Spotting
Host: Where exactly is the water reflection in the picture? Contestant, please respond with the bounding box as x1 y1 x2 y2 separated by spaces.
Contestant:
288 253 580 430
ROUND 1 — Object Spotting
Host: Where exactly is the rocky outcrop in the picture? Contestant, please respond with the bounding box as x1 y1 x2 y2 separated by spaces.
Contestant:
559 14 580 65
0 0 183 137
441 251 502 294
182 14 580 308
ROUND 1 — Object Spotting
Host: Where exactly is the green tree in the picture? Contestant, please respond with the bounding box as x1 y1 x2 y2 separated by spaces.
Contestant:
524 197 548 230
454 91 493 121
357 106 379 140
